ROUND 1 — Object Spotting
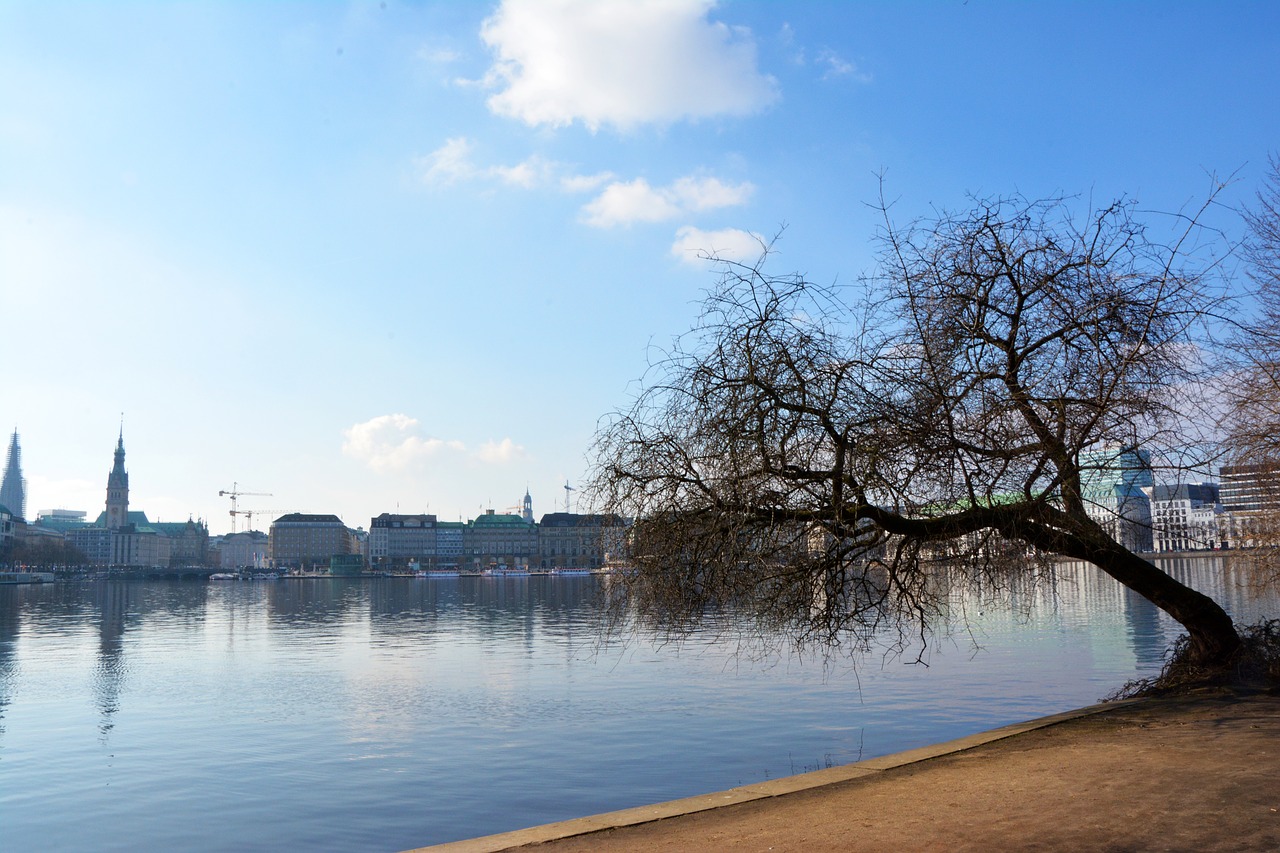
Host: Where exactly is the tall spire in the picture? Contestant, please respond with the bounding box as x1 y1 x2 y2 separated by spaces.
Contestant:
106 425 130 530
1 428 26 522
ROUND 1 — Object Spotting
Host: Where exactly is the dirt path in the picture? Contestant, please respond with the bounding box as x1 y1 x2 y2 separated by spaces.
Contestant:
414 692 1280 852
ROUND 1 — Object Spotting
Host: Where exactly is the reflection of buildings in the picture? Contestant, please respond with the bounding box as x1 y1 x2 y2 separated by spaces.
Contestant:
92 581 132 733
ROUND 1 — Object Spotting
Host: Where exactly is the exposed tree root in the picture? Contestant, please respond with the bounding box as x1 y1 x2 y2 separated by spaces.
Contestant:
1108 619 1280 699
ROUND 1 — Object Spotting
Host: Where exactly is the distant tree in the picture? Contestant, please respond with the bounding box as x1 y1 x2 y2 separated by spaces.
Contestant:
591 189 1244 669
1223 156 1280 562
2 537 87 568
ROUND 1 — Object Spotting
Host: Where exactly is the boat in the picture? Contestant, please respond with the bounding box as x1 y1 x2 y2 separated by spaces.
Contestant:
0 572 56 584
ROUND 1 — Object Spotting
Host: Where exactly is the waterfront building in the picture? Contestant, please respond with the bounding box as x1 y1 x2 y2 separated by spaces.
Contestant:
33 509 89 533
269 513 353 570
464 509 537 570
1219 464 1280 513
105 429 130 530
369 513 438 570
110 524 173 567
537 512 628 569
156 518 210 566
436 521 465 569
1147 484 1223 553
0 502 13 553
329 553 365 576
1079 446 1154 552
65 525 113 565
1219 464 1280 547
1 429 26 522
217 530 270 570
57 432 205 567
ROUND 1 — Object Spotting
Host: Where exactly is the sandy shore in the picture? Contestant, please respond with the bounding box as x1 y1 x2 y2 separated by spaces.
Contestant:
409 691 1280 852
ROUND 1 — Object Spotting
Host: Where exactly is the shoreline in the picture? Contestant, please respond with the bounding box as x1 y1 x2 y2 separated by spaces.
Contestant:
406 691 1280 852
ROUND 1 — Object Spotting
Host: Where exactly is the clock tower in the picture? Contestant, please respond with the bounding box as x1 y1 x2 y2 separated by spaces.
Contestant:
106 428 130 531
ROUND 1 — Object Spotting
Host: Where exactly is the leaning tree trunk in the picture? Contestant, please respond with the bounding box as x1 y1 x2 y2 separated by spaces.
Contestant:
1074 535 1241 667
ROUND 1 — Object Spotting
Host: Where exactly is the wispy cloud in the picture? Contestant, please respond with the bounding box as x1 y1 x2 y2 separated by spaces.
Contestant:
478 0 778 131
581 175 754 228
670 225 765 266
415 137 609 191
416 137 478 186
817 49 871 83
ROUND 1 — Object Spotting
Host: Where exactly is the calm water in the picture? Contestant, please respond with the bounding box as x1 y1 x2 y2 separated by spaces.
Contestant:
1 559 1276 852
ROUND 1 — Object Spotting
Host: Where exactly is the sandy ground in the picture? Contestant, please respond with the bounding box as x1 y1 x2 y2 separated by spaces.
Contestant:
416 691 1280 853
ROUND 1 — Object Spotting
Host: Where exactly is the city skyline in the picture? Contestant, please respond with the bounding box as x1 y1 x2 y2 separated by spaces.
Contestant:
3 1 1278 535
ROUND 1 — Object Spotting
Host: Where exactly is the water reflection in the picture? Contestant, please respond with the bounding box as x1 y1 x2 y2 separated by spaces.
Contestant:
0 559 1276 853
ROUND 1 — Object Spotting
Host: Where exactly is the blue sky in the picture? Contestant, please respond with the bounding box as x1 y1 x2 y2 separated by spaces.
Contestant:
2 0 1278 535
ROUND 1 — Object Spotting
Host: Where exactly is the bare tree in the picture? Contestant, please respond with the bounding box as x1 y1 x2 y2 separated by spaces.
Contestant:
1222 156 1280 561
592 191 1243 668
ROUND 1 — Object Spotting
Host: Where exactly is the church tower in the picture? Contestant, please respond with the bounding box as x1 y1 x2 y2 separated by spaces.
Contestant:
522 488 533 523
106 428 130 530
0 429 25 522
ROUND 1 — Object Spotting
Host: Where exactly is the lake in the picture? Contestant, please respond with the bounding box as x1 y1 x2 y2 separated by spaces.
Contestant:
1 558 1276 852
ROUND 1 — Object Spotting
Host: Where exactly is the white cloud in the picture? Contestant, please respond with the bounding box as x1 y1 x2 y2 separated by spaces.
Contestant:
475 438 527 464
671 175 754 211
343 415 526 471
559 171 615 193
479 0 778 131
342 414 464 473
581 175 754 228
818 49 871 82
670 225 765 266
491 154 554 188
581 179 683 227
416 138 607 192
416 137 477 186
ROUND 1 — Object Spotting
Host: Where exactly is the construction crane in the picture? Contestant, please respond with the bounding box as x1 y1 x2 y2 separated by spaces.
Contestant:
233 508 290 533
218 483 273 533
563 480 575 513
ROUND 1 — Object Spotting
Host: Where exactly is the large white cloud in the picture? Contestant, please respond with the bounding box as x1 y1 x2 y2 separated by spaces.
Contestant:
343 415 526 471
581 175 753 227
479 0 778 131
476 438 527 464
670 225 764 266
342 414 464 472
